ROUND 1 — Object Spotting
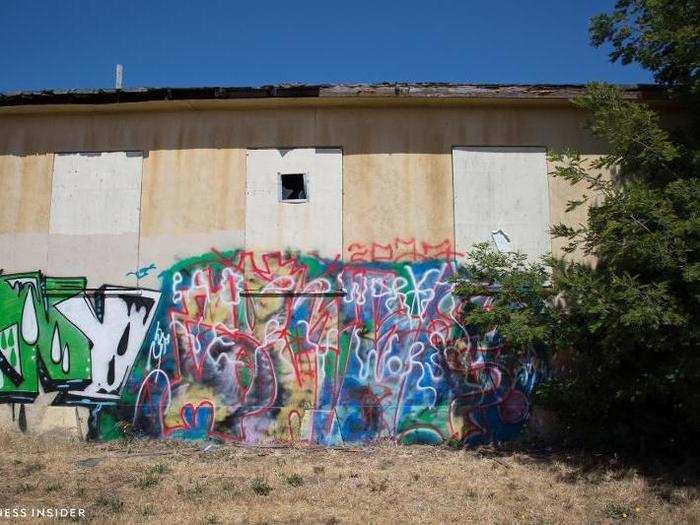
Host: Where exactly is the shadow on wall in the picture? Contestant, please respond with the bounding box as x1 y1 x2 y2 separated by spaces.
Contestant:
0 245 545 446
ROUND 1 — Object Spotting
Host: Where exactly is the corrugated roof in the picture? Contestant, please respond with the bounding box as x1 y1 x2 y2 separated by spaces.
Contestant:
0 83 666 107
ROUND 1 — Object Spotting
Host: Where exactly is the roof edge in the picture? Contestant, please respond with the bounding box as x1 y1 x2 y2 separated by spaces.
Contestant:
0 83 668 108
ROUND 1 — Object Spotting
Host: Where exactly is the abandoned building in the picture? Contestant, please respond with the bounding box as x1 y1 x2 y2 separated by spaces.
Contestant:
0 83 672 444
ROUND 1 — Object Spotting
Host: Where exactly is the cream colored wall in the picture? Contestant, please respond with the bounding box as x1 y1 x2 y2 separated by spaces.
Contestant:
0 153 53 273
0 102 609 283
138 147 247 288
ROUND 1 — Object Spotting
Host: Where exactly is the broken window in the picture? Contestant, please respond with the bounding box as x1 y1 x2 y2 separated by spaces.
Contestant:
280 173 308 202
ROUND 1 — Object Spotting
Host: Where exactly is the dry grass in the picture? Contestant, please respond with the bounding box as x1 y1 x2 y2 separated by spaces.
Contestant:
0 429 698 524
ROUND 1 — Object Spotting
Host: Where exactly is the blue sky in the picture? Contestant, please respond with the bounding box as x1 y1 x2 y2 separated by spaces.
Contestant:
0 1 653 92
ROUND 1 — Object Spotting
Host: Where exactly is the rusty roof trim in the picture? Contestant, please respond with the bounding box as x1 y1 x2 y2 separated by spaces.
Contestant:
0 83 667 107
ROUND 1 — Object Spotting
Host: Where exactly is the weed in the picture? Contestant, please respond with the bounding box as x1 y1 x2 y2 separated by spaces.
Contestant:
141 506 156 517
377 459 394 470
656 487 691 505
186 481 207 499
368 478 387 493
23 461 44 474
15 482 35 494
45 482 62 493
444 438 462 450
284 473 304 487
119 421 137 446
146 462 171 475
204 514 221 524
465 488 478 499
219 478 239 495
94 494 124 513
604 503 631 520
136 474 160 489
250 477 272 496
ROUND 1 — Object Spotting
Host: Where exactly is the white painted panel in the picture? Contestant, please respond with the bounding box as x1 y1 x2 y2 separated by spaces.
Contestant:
245 148 342 257
50 152 142 235
452 147 550 260
48 152 142 286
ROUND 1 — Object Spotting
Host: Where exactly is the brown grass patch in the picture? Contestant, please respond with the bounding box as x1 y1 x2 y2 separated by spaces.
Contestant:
0 429 697 524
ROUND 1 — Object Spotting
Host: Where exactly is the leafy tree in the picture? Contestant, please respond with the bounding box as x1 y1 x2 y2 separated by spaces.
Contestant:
590 0 699 95
450 243 553 357
537 0 700 455
452 2 699 456
543 86 700 453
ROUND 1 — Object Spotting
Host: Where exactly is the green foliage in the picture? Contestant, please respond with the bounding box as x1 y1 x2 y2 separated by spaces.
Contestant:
94 494 124 514
542 80 699 454
250 477 272 496
590 0 699 94
146 462 171 475
284 473 304 487
451 242 554 355
453 1 700 457
135 474 160 489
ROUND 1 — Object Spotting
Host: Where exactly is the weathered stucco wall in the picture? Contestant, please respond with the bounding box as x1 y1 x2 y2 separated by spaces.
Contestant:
0 103 609 268
0 100 612 443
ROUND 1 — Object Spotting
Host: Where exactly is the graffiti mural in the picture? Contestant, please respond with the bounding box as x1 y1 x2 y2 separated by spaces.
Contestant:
0 272 160 405
0 242 543 446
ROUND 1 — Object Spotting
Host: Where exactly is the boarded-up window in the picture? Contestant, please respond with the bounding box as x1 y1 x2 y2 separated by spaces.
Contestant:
452 147 550 259
246 148 342 256
49 151 143 286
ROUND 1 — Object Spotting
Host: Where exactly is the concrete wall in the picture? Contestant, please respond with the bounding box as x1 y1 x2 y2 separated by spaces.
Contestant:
0 99 615 442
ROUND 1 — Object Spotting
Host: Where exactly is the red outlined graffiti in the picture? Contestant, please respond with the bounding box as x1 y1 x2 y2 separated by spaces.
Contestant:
121 245 539 445
347 238 463 263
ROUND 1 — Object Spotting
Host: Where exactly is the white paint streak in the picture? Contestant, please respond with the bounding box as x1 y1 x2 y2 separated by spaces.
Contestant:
54 290 161 400
21 289 38 345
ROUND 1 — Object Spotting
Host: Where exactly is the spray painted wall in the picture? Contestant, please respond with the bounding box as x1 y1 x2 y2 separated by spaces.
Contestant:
0 272 160 431
0 102 595 443
0 145 547 445
0 245 541 445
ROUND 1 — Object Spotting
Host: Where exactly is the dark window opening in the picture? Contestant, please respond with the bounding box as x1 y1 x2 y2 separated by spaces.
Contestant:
280 173 307 201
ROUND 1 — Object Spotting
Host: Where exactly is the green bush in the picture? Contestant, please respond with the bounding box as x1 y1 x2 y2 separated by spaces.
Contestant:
451 242 554 357
535 0 699 458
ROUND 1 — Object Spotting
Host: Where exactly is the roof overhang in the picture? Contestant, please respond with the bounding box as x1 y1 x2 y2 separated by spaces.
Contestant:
0 83 671 115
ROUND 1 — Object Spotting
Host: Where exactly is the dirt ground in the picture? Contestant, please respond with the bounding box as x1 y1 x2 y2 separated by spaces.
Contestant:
0 430 698 524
